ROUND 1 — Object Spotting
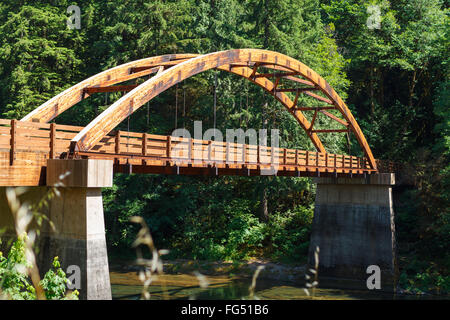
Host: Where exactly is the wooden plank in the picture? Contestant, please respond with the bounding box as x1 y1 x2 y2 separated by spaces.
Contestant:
103 67 161 86
257 145 261 165
254 72 298 78
10 120 16 165
130 59 192 73
50 123 56 159
115 130 121 154
294 106 336 111
250 62 260 79
229 63 292 72
273 77 280 92
119 130 149 138
142 133 148 156
282 75 315 86
319 110 349 127
309 110 318 131
14 136 52 147
276 87 319 93
303 91 333 105
54 123 85 131
55 131 78 140
84 84 139 94
16 127 51 138
0 127 11 135
312 129 348 133
166 136 171 159
16 121 51 130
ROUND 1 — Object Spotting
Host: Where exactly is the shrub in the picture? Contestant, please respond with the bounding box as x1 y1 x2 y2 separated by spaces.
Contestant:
0 235 78 300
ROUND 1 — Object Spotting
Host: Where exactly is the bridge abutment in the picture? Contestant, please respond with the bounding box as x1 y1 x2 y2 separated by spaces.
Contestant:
0 159 113 300
308 173 398 291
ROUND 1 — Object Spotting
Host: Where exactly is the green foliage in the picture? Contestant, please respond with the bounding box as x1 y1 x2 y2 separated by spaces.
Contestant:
322 0 449 293
40 257 79 300
0 236 78 300
265 206 314 262
104 174 315 262
0 235 36 300
399 257 450 295
0 3 83 118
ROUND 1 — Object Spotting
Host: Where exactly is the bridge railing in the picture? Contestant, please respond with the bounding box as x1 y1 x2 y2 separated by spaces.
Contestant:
0 119 376 173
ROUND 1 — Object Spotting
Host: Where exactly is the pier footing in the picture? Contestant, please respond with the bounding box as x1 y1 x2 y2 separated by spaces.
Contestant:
308 173 398 291
0 159 113 300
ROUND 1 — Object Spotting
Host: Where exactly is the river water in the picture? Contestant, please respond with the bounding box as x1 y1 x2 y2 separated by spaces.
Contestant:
110 270 442 300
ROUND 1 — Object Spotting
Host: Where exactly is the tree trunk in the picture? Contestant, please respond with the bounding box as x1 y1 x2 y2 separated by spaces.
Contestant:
370 67 375 117
259 187 269 222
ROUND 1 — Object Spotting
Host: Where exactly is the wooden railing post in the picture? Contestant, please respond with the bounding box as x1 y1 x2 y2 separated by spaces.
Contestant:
142 133 148 156
283 148 287 166
141 133 148 165
242 144 246 164
10 119 17 165
208 140 212 162
166 135 171 159
316 151 320 175
295 149 299 166
189 138 193 162
49 123 56 160
271 146 275 166
226 142 230 164
306 150 309 168
115 130 121 155
257 144 261 165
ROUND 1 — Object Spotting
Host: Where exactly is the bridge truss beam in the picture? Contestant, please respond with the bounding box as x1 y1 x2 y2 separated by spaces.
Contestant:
21 49 377 170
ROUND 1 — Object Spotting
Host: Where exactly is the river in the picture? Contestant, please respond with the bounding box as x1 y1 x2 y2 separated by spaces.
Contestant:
109 260 445 300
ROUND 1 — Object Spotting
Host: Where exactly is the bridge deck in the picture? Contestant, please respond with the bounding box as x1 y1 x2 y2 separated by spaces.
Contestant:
0 119 379 186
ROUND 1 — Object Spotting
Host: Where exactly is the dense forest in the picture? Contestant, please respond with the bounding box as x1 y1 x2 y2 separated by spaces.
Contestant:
0 0 448 294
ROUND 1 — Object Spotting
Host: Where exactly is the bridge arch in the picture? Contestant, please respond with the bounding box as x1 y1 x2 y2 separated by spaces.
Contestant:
22 49 376 169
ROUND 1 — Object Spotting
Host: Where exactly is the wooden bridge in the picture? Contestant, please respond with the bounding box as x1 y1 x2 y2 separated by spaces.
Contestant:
0 118 379 186
0 49 398 299
0 49 391 186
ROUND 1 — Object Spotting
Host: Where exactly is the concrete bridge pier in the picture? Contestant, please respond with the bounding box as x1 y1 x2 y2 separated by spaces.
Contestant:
0 159 113 300
308 173 398 291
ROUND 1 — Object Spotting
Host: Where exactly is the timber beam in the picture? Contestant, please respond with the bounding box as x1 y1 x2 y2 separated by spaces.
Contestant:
276 87 320 93
83 85 139 94
312 129 349 133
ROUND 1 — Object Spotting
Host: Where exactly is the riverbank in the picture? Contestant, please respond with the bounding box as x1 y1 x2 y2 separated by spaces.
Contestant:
109 258 308 283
